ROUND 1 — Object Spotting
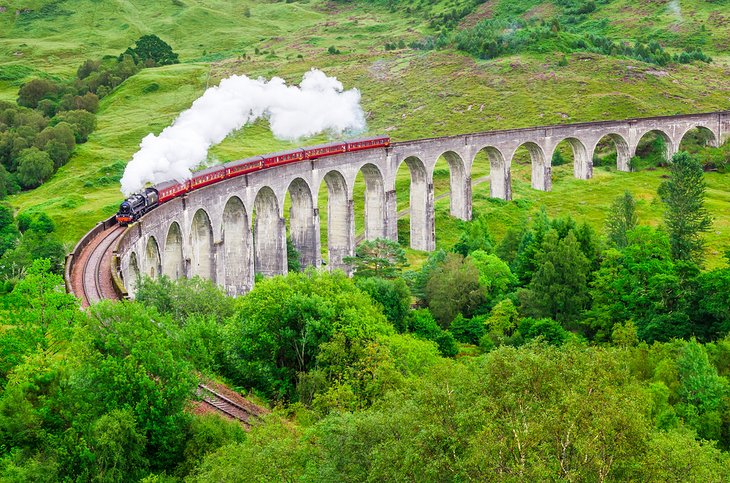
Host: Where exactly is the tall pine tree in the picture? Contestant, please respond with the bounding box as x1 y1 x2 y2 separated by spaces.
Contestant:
606 191 638 249
521 229 590 325
659 152 712 265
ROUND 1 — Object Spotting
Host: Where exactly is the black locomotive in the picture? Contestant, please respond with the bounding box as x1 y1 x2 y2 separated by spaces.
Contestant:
115 187 159 226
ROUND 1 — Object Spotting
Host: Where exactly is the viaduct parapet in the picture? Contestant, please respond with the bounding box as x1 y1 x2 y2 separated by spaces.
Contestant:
115 111 729 296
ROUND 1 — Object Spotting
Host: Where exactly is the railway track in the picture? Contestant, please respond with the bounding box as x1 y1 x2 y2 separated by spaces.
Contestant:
76 224 124 307
197 384 266 428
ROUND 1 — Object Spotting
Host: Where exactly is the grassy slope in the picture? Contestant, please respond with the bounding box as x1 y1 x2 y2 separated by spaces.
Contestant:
1 0 729 266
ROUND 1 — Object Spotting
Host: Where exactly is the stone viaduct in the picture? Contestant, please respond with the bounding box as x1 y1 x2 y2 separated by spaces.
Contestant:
115 111 730 296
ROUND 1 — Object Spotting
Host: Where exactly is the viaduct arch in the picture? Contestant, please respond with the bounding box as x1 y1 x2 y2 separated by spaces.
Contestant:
116 111 730 296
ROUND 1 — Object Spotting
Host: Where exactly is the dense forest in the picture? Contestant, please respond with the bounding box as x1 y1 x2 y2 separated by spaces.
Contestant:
2 147 730 480
1 0 730 480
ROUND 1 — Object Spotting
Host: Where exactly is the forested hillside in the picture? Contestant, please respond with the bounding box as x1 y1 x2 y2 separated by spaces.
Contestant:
1 0 730 480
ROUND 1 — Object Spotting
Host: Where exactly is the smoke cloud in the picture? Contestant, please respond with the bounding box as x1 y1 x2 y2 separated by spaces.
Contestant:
120 69 366 195
668 0 681 19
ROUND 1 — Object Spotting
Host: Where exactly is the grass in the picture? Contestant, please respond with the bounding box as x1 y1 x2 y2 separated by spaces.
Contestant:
1 0 729 267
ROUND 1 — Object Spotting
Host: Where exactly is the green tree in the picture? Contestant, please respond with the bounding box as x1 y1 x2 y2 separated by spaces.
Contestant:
0 259 80 384
407 309 458 357
344 238 407 279
453 215 494 256
495 227 523 265
15 147 53 188
691 268 730 340
425 252 486 327
85 409 148 482
16 78 61 108
606 191 638 249
659 151 712 265
74 301 197 471
511 208 551 284
227 270 392 400
408 249 446 300
480 298 520 349
0 203 19 257
587 228 691 343
356 277 411 332
286 238 302 272
521 230 590 325
467 250 516 308
676 341 728 441
53 109 96 143
123 34 180 66
450 314 486 344
0 164 19 199
135 275 236 324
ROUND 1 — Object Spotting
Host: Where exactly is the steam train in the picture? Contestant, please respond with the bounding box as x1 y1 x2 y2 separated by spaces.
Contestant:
115 135 391 225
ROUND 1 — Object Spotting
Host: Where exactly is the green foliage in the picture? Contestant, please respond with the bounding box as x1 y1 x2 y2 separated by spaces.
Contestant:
86 409 149 482
407 308 459 357
659 151 713 266
676 341 729 441
450 313 486 344
134 275 237 324
517 317 570 346
227 270 392 401
467 250 516 308
121 34 180 66
424 252 486 327
356 276 411 332
177 414 247 478
286 237 302 272
480 298 520 349
0 210 65 280
406 248 446 300
453 14 711 67
495 227 523 265
586 227 693 343
691 268 730 341
198 343 730 480
75 302 197 471
345 237 407 279
52 109 96 143
16 78 61 109
15 147 53 188
0 259 80 385
452 215 494 256
606 191 638 249
520 229 590 325
0 203 19 258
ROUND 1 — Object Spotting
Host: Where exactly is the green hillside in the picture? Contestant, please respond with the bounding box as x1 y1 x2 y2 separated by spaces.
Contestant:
1 0 729 263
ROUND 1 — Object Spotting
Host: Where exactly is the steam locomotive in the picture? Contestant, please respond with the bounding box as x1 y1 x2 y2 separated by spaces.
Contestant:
115 136 391 226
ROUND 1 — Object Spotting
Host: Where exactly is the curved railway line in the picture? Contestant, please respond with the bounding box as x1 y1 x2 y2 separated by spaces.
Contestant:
70 223 124 307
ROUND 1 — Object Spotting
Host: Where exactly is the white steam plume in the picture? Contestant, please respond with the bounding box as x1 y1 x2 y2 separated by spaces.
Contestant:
120 69 366 195
668 0 681 19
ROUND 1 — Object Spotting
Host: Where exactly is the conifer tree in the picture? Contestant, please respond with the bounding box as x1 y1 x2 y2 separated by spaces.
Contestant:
522 229 590 324
659 152 712 265
606 191 638 249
